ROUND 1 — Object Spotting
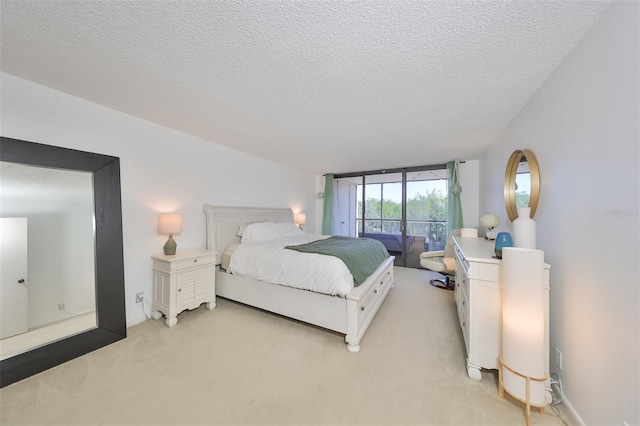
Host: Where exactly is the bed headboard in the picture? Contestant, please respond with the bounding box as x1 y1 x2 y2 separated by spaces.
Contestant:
202 205 294 264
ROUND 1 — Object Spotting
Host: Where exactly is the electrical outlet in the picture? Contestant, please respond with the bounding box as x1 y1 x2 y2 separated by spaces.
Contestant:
58 303 65 310
555 348 563 370
135 292 144 303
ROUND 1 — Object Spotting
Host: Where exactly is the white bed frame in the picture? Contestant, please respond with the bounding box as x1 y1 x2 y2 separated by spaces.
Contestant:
203 205 395 352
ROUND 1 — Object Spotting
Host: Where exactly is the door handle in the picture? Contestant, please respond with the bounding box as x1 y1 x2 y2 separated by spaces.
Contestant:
18 279 25 284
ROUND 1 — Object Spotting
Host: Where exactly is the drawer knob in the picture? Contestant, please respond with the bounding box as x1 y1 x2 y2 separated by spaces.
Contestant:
374 289 378 294
193 259 198 263
178 288 182 292
361 306 365 312
462 301 466 306
463 322 466 328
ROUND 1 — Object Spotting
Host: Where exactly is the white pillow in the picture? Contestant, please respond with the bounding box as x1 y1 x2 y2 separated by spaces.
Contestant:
276 222 304 238
240 222 282 243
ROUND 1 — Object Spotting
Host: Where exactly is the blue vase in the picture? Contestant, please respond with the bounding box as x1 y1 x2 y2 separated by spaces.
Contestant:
494 232 513 259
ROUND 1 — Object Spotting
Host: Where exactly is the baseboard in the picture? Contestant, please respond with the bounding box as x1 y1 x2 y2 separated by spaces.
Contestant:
126 312 147 328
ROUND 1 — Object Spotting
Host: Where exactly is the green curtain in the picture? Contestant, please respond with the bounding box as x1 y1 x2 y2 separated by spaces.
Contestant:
447 161 463 237
321 174 335 235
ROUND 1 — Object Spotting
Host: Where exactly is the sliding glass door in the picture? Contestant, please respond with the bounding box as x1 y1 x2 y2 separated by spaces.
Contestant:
405 170 448 267
334 166 447 268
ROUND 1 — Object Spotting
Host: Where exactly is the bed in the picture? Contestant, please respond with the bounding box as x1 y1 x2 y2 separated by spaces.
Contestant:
203 205 395 352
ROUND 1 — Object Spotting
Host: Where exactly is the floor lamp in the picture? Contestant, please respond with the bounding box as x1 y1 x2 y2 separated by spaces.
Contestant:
499 247 549 426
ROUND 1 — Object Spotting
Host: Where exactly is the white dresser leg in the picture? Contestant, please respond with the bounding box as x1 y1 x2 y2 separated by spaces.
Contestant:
467 365 482 381
206 301 216 311
151 310 163 320
346 343 360 353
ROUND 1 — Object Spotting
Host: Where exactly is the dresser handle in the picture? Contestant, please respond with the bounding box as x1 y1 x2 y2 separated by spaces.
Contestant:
178 288 182 292
193 259 198 263
462 301 466 306
463 322 466 328
361 306 365 312
374 289 378 294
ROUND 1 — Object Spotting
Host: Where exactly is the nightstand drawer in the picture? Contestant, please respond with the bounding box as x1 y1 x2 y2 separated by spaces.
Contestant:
172 255 212 271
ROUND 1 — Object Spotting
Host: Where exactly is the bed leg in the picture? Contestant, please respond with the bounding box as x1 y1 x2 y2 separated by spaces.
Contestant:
346 343 360 353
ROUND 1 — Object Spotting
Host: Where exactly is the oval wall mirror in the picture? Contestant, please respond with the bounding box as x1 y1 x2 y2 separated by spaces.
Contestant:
504 149 540 222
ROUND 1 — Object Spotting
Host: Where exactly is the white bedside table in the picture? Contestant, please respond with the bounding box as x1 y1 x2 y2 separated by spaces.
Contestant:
151 249 216 327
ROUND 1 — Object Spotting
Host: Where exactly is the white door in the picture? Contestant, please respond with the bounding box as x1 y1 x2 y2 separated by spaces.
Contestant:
0 217 29 339
334 180 354 236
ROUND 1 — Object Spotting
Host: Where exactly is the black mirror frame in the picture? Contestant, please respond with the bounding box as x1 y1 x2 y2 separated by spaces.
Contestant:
0 137 126 388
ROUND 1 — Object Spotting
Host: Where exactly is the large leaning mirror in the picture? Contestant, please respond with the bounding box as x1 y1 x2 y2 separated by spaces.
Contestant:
0 137 126 388
504 149 540 222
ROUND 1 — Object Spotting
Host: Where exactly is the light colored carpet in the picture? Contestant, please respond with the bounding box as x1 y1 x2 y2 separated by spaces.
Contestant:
0 267 572 425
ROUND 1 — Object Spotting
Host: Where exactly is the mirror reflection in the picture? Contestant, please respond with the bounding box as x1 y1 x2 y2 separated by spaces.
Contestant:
0 161 96 360
515 156 531 208
504 149 540 222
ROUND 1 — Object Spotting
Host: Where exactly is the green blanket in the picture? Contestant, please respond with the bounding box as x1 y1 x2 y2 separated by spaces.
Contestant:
285 236 390 286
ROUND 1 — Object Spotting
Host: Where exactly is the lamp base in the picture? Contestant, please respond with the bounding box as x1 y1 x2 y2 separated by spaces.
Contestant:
485 231 498 240
498 356 548 426
163 235 177 255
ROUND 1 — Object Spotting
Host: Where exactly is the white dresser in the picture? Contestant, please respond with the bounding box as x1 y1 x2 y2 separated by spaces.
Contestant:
151 249 216 327
452 236 550 382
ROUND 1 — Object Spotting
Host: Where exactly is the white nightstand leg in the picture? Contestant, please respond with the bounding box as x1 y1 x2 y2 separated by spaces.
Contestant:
165 316 178 327
151 310 163 320
206 301 216 310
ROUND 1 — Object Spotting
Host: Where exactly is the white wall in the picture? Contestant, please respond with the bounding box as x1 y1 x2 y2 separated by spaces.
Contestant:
1 72 318 327
480 2 639 425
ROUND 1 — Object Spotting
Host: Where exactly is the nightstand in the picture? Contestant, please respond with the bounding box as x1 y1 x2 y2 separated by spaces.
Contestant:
151 249 216 327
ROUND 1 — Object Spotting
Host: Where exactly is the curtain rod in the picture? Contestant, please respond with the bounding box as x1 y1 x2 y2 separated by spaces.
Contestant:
326 160 466 178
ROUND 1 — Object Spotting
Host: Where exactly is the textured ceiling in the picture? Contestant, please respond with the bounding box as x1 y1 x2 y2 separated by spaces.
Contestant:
0 0 610 175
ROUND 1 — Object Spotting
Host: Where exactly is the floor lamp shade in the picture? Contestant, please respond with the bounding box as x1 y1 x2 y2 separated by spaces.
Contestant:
501 247 547 406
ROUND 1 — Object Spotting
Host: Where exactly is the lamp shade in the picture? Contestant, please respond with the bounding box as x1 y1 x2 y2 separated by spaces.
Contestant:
480 213 500 230
158 214 183 234
501 247 547 406
294 213 306 225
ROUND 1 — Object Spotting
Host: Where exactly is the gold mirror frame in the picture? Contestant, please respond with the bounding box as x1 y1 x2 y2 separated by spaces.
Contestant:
504 149 540 222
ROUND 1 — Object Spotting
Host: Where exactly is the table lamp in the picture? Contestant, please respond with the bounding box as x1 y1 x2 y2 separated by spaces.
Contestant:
481 213 500 240
158 213 182 255
294 213 306 230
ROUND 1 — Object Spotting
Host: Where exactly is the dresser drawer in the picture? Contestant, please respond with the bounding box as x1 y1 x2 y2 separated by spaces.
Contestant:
458 303 469 353
460 271 469 297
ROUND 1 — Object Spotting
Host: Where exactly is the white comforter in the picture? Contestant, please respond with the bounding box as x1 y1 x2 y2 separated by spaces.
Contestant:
227 234 355 296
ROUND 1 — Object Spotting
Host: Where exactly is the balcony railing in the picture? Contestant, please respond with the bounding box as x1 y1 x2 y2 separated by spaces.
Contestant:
356 219 447 251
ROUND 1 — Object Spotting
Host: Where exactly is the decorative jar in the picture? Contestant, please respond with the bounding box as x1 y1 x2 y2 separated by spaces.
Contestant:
494 232 513 259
